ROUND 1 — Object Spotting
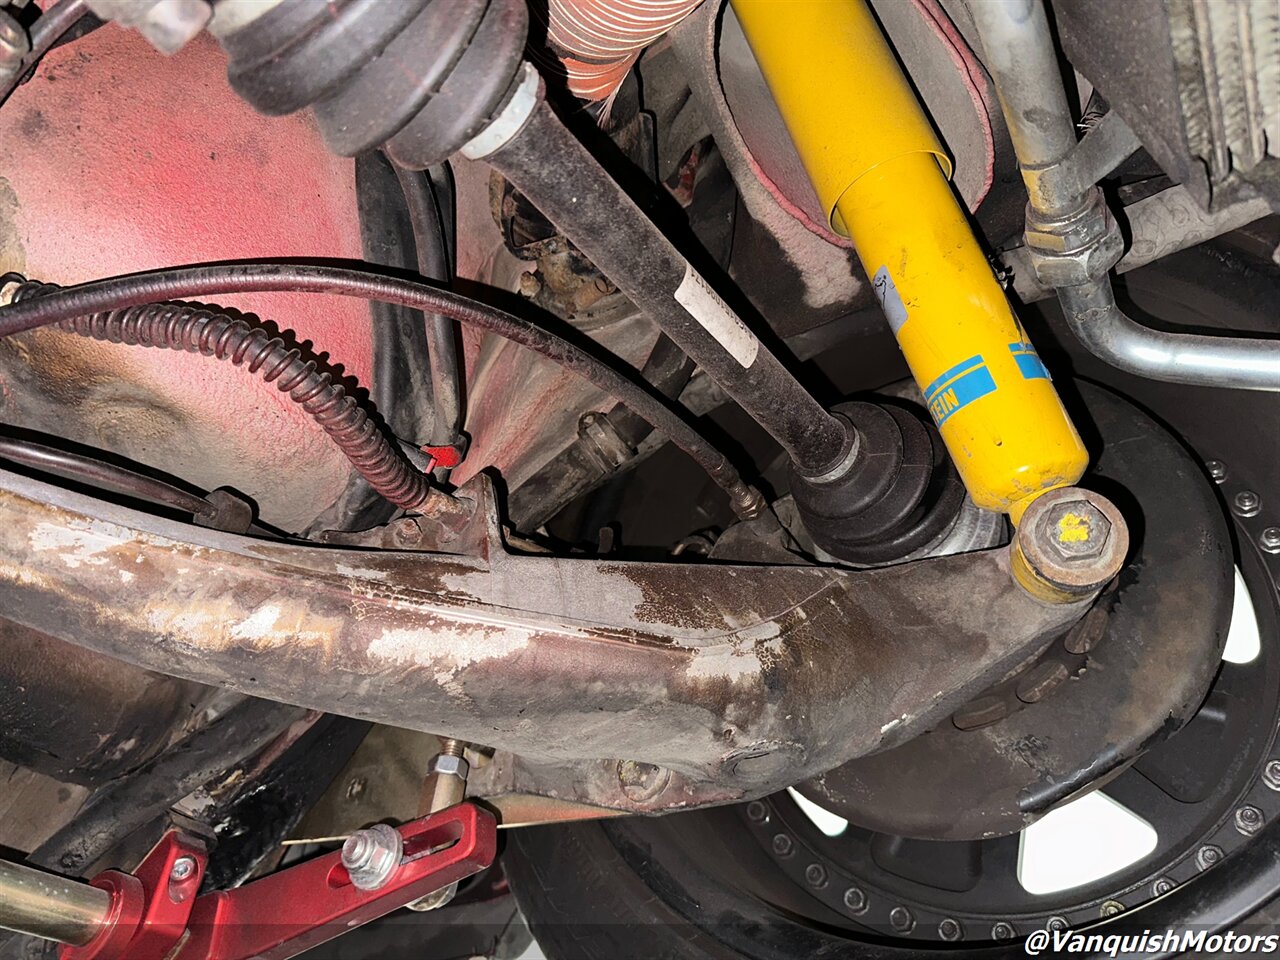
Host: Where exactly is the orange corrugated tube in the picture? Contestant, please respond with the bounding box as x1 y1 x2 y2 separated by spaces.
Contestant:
544 0 705 101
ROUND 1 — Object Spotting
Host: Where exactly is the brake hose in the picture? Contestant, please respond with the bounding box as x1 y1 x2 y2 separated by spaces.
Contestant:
0 264 764 520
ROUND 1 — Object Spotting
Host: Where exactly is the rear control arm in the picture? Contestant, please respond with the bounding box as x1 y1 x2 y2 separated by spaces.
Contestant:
0 467 1087 814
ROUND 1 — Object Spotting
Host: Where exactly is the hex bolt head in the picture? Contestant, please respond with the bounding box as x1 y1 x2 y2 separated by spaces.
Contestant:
1152 877 1176 896
1014 488 1128 600
341 823 403 891
937 918 963 941
1100 900 1124 917
1235 804 1264 836
1046 916 1070 932
771 834 793 857
1234 490 1262 518
889 906 914 933
842 886 867 913
1043 500 1111 561
169 856 197 882
430 753 470 779
1195 844 1224 871
991 922 1015 940
804 863 828 888
1206 460 1228 483
745 801 768 823
1261 528 1280 555
1263 759 1280 791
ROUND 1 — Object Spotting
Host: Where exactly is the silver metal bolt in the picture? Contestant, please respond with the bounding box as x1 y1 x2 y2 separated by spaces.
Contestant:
938 918 963 941
889 905 914 933
1234 491 1262 518
771 834 793 857
1152 877 1176 896
1263 759 1280 791
1046 916 1070 932
341 823 403 891
842 886 867 914
1196 844 1224 871
1100 900 1124 917
745 801 768 823
1261 528 1280 554
1236 805 1264 836
1206 460 1228 483
169 856 197 882
991 922 1015 940
804 863 828 888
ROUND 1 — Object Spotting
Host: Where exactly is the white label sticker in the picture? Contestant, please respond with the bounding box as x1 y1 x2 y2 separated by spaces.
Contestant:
872 265 909 335
673 264 760 368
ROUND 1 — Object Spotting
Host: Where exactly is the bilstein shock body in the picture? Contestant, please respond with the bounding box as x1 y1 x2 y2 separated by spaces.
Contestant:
731 0 1088 522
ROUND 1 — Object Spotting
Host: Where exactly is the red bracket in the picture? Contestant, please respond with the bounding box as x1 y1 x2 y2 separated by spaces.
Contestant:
420 441 465 471
62 803 497 960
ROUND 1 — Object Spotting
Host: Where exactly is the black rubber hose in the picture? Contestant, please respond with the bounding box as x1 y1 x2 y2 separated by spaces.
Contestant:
0 263 764 518
0 0 88 108
392 162 464 456
8 286 457 517
0 434 218 521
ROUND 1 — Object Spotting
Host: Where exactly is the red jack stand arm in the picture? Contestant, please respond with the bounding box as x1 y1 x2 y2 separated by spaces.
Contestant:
59 803 497 960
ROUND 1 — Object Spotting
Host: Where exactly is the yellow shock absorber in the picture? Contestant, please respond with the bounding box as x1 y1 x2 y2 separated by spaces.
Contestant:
731 0 1087 523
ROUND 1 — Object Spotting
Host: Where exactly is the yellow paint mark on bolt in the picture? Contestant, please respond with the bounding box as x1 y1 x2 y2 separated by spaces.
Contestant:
1057 513 1092 543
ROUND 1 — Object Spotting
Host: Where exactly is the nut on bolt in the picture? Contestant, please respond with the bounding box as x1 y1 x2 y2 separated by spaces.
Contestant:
341 823 403 891
429 752 470 780
1012 487 1129 603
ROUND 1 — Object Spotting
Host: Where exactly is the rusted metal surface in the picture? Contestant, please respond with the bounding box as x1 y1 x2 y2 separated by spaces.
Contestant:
0 468 1086 811
0 27 369 532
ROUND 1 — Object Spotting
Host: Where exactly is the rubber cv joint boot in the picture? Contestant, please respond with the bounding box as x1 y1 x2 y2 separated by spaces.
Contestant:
789 401 965 564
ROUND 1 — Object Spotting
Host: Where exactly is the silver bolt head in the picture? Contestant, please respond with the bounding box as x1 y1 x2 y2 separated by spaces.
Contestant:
937 918 963 941
430 753 469 779
169 855 197 881
889 905 914 932
1206 460 1227 483
842 886 867 913
991 922 1015 940
341 823 403 891
1195 844 1224 870
1234 491 1262 517
1261 528 1280 554
1263 759 1280 791
1236 804 1264 836
804 863 828 888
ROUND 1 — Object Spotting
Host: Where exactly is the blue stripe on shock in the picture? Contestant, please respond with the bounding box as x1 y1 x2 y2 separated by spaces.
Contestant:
923 354 986 404
1008 342 1051 381
925 363 997 427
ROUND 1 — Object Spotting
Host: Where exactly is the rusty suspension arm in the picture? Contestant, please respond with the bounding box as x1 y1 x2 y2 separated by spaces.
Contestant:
0 469 1084 813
